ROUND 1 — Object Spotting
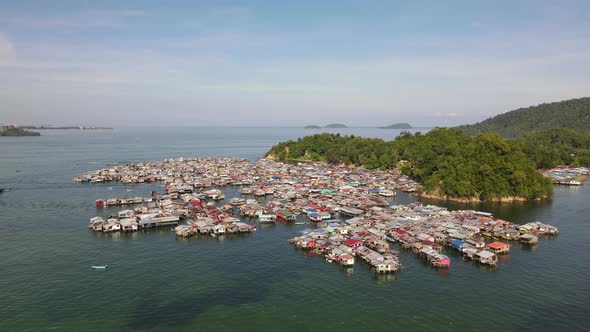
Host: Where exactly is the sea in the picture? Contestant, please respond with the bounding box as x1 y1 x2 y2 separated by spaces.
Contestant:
0 127 588 332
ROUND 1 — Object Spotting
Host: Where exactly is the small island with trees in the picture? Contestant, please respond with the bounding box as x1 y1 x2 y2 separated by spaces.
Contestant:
378 123 413 129
18 125 113 130
324 123 348 128
304 125 322 129
0 125 41 136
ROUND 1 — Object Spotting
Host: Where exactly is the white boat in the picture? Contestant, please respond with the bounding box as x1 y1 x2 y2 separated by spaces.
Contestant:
379 189 396 197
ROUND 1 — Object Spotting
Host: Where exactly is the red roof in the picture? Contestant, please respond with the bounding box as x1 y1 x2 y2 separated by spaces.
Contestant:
487 241 509 249
344 239 362 247
395 229 407 234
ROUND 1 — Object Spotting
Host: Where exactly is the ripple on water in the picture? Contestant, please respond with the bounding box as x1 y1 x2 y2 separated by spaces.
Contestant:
1 128 590 332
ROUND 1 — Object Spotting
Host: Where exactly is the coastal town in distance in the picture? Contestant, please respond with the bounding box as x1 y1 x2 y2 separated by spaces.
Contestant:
2 1 590 331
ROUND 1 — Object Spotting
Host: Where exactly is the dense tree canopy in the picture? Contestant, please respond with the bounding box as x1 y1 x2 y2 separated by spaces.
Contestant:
265 129 553 201
512 128 590 168
456 97 590 138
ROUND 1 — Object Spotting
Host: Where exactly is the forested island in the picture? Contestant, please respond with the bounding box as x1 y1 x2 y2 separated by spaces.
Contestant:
304 125 322 129
19 126 113 130
324 123 348 128
265 129 554 203
378 123 412 129
456 97 590 138
0 125 40 136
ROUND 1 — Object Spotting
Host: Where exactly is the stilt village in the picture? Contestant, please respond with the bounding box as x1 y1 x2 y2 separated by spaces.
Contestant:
77 157 558 274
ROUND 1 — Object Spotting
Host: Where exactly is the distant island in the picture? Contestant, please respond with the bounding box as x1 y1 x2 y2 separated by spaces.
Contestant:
0 125 40 136
378 123 412 129
304 125 322 129
324 123 348 128
19 126 113 130
455 97 590 138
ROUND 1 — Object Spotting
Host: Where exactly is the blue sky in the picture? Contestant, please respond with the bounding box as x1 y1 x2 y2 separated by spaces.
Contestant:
1 0 589 126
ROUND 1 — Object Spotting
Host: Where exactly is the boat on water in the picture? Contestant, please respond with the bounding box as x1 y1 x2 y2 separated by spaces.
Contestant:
92 265 108 269
379 189 396 197
229 197 246 206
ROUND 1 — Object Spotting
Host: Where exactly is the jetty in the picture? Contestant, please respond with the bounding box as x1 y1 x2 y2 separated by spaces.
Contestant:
541 166 589 185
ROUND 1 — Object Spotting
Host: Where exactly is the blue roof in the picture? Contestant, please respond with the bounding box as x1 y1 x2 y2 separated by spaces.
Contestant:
451 240 465 249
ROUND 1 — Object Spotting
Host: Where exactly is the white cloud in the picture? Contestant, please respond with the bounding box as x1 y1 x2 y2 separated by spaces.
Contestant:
433 112 463 118
2 12 590 127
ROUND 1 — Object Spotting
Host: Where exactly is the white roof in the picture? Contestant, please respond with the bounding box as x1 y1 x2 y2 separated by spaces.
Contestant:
476 250 496 259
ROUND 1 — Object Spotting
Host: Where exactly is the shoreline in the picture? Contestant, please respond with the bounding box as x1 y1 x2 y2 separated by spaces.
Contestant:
418 192 547 203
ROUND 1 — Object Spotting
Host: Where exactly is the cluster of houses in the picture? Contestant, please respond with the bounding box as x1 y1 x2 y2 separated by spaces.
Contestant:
540 166 589 186
88 208 180 232
75 157 421 196
289 223 402 273
95 196 153 207
385 204 557 267
89 191 257 239
78 157 421 227
290 202 559 271
79 157 558 273
174 219 255 237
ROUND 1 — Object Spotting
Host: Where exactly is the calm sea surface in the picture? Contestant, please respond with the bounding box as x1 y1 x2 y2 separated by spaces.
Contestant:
0 127 588 332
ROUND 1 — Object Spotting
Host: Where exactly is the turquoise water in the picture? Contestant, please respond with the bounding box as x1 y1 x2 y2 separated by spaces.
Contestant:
0 127 588 331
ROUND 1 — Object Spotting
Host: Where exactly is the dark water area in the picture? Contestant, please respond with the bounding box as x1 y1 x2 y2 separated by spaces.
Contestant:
0 127 588 331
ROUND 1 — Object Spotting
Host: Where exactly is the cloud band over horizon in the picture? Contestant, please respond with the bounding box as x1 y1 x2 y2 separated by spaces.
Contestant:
1 1 589 127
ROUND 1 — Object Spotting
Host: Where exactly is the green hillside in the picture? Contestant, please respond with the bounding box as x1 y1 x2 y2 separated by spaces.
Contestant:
265 130 553 202
514 128 590 168
456 97 590 138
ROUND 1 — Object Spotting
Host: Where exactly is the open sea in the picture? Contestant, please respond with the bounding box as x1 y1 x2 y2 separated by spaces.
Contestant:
0 127 589 332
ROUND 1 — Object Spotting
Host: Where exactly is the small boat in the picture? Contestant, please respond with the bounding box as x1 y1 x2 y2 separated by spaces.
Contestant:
92 265 108 269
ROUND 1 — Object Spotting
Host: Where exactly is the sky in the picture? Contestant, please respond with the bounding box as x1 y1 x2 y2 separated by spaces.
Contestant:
0 0 589 127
